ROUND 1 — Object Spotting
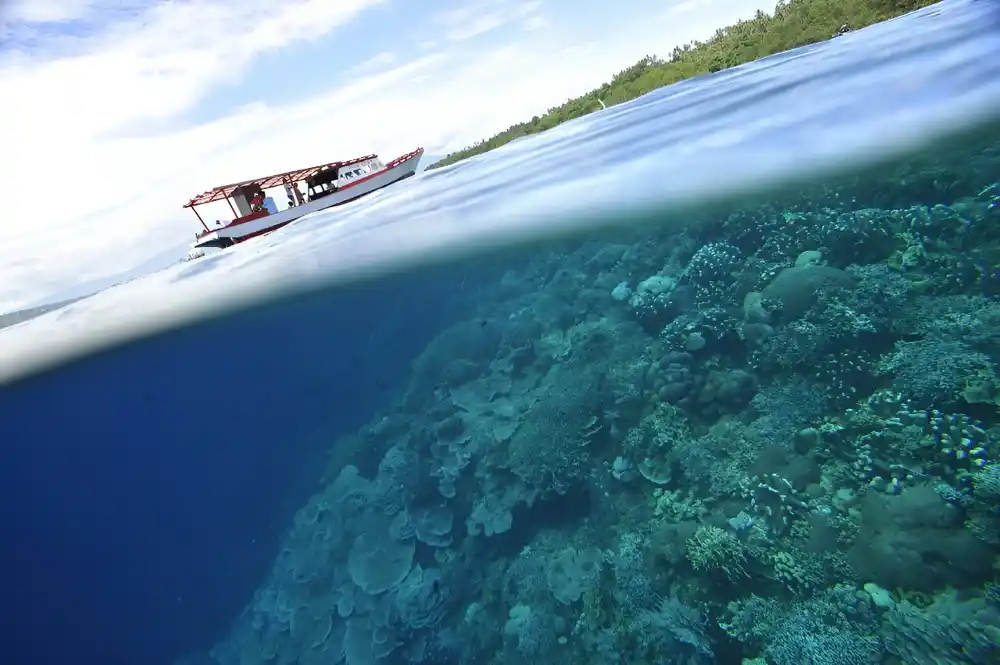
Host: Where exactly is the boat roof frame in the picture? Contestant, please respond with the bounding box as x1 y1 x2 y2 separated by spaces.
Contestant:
182 154 377 208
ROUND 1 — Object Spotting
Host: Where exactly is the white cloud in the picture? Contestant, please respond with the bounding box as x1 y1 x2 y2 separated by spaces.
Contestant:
3 0 96 23
344 51 397 77
0 0 385 309
432 0 542 42
522 14 550 32
0 0 772 312
664 0 718 16
658 0 766 35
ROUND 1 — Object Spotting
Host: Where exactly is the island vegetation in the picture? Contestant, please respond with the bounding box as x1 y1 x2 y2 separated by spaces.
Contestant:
426 0 939 170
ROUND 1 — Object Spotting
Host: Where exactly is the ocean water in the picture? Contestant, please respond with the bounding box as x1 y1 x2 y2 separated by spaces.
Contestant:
3 1 1000 664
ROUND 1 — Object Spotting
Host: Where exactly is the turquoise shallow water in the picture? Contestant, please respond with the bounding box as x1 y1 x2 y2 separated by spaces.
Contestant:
3 2 1000 665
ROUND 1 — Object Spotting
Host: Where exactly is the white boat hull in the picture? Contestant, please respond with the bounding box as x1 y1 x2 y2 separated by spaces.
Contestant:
191 149 422 251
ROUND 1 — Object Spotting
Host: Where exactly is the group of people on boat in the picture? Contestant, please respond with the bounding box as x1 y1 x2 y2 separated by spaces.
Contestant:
246 184 267 212
247 182 306 212
191 179 307 241
247 183 290 214
284 182 306 208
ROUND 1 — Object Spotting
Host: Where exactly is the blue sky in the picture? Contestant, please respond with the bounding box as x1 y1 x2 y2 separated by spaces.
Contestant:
0 0 771 312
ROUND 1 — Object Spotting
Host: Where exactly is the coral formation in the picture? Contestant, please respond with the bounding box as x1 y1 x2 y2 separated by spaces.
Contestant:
175 121 1000 665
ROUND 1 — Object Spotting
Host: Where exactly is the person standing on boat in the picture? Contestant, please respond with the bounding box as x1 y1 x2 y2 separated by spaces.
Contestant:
250 190 265 212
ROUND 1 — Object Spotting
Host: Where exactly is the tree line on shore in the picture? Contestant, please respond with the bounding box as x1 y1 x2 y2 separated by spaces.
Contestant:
426 0 938 170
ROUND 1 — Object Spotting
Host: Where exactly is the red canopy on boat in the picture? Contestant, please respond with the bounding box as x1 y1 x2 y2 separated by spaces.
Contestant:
182 154 376 208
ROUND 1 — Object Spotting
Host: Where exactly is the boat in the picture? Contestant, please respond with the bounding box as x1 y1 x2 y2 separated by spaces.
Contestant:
183 147 424 253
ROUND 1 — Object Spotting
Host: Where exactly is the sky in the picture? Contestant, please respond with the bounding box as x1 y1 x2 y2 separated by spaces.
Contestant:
0 0 772 313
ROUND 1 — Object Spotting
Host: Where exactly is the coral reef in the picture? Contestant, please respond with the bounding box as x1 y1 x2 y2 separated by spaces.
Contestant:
176 137 1000 665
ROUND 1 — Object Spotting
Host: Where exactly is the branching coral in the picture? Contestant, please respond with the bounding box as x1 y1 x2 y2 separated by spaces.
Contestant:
686 525 747 579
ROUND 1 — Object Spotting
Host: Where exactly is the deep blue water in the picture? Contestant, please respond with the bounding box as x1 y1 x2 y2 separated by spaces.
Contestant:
1 1 1000 664
0 264 500 664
